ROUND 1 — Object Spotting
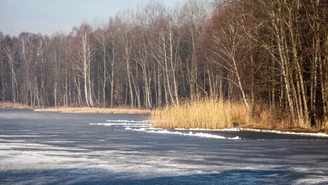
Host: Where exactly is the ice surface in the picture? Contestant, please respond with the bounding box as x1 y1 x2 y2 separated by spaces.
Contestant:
1 110 328 184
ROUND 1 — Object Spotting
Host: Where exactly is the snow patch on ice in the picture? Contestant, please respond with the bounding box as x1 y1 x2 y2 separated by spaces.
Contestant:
175 128 239 131
90 120 151 128
129 128 240 140
106 120 150 124
90 119 328 140
242 128 328 138
91 120 241 140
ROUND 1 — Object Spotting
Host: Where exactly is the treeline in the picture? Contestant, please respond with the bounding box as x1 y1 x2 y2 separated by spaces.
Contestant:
0 0 213 108
0 0 327 128
200 0 328 128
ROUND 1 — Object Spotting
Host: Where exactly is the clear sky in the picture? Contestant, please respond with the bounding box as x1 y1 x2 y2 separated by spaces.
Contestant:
0 0 185 36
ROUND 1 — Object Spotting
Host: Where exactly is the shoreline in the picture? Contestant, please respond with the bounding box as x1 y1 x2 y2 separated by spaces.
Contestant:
1 102 326 134
172 127 328 138
34 107 151 115
0 102 150 115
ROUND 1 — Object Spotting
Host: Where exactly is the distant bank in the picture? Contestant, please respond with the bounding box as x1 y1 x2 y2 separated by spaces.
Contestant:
0 101 150 115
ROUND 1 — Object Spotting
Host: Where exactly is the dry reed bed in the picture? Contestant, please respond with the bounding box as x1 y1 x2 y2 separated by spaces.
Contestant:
0 102 32 109
0 101 150 114
35 107 150 114
150 99 279 129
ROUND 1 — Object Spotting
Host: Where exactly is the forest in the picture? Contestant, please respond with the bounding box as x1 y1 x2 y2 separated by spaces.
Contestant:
0 0 327 129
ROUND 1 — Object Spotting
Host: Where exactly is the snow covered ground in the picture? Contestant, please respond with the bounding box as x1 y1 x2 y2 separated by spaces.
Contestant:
1 109 328 184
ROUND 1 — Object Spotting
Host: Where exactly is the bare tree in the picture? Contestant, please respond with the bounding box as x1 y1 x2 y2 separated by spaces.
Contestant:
70 24 94 107
179 0 213 98
4 39 18 104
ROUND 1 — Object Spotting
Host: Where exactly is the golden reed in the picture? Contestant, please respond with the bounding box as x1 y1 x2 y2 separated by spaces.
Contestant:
149 98 290 130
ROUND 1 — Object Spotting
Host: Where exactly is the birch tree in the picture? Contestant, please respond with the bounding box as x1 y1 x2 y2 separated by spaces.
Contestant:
4 38 18 104
71 24 94 107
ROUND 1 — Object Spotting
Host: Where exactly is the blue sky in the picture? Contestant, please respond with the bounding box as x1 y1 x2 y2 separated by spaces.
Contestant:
0 0 185 36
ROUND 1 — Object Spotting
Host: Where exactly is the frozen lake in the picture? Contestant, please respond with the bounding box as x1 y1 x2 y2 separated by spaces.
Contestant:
0 109 328 185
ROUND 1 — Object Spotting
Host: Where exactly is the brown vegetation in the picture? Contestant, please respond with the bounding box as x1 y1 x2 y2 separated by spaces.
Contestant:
0 102 32 109
0 101 149 114
150 98 289 130
35 107 150 115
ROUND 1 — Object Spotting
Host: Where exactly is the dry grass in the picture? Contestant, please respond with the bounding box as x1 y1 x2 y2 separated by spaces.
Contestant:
150 98 284 129
151 99 246 129
0 101 149 114
0 101 32 109
34 106 150 115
